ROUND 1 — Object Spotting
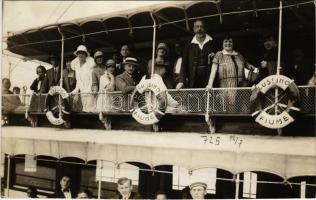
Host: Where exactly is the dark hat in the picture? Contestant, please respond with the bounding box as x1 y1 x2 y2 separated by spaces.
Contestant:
48 54 59 61
122 57 139 66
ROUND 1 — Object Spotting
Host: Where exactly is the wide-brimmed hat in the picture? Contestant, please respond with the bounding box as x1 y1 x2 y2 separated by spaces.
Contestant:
93 51 104 59
121 57 139 66
74 45 90 56
189 182 207 190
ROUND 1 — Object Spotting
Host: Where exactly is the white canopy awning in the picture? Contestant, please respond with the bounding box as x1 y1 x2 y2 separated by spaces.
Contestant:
2 127 316 179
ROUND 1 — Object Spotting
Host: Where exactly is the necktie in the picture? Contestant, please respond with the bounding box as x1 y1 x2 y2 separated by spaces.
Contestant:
54 68 58 84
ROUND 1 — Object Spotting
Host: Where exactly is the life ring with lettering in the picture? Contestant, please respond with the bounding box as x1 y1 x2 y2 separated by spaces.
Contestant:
130 76 167 125
250 75 300 129
45 86 71 126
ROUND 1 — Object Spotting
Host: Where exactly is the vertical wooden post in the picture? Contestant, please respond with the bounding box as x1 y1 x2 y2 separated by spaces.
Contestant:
98 160 102 199
235 173 240 199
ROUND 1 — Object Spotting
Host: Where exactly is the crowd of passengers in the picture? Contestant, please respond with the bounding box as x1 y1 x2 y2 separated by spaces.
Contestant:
2 20 315 113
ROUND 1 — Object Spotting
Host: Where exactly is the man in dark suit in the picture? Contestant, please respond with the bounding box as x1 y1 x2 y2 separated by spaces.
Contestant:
115 57 138 94
51 176 76 198
40 55 61 93
176 20 215 89
116 177 142 199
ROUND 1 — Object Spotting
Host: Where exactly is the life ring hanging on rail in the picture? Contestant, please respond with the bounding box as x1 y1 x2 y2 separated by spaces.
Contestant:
250 75 300 129
130 75 168 125
45 86 71 126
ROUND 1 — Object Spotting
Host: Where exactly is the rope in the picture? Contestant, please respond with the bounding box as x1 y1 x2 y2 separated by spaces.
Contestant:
10 156 316 187
5 1 313 50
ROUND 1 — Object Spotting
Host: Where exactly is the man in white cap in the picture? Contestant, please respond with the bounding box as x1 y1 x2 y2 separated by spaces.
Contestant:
115 57 138 94
189 182 208 200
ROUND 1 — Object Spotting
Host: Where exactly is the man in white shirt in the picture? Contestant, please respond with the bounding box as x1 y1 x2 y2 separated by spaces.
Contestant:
52 175 76 198
176 20 216 89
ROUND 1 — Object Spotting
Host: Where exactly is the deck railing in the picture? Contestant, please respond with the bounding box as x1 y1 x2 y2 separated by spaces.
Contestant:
1 86 315 116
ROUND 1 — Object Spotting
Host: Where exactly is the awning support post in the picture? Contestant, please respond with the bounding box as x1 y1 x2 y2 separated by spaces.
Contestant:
97 160 102 199
300 181 306 198
276 0 283 136
150 12 157 78
235 173 240 199
6 155 10 197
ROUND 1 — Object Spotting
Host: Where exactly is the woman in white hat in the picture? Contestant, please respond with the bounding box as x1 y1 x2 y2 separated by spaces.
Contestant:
70 45 96 112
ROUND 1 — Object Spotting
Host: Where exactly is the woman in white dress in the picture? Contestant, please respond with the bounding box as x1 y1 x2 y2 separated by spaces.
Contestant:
70 45 96 112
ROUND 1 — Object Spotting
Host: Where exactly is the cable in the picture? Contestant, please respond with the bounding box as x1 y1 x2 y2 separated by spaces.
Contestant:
10 155 316 187
45 1 63 23
55 1 75 23
5 1 313 50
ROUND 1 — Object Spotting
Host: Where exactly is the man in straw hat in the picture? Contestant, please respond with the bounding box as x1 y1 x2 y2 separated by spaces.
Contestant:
189 182 208 200
115 57 138 94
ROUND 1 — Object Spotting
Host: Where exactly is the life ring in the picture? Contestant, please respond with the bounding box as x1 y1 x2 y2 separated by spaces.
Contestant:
130 76 168 125
45 86 71 125
250 75 300 129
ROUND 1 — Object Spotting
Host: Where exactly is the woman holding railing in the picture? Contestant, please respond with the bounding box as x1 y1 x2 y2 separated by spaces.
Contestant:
206 35 256 112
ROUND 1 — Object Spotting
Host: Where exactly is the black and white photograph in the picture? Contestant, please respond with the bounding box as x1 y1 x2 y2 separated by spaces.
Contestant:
1 0 315 199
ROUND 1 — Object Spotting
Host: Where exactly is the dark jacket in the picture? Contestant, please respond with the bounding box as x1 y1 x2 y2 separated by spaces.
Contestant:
115 71 136 94
30 77 45 93
116 192 142 199
180 40 215 88
51 189 77 198
63 68 76 93
286 59 314 85
40 67 61 93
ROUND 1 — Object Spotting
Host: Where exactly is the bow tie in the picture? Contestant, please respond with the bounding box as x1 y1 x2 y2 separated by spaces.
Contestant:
62 188 70 192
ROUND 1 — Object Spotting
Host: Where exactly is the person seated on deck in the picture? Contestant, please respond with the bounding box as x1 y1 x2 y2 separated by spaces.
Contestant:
76 189 91 199
40 54 61 93
2 78 24 113
63 59 76 93
116 177 142 200
155 191 167 200
96 59 115 112
26 186 38 198
70 45 96 112
30 65 47 93
115 57 138 94
12 86 23 105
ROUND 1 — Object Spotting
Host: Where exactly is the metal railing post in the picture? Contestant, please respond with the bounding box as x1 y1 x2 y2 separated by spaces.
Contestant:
6 155 10 197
